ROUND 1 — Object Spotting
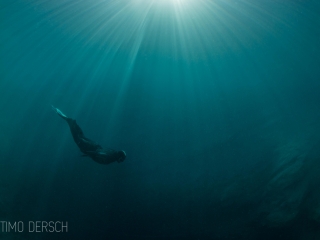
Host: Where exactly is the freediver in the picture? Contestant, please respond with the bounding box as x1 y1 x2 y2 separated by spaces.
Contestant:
52 106 126 165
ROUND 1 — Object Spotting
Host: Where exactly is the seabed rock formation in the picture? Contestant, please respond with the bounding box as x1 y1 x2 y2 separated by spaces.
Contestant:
221 135 320 238
270 140 319 225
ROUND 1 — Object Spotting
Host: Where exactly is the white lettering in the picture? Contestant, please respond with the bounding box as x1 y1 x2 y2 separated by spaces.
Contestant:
61 221 68 232
17 221 24 232
55 221 61 232
35 221 41 232
29 221 35 232
28 221 68 232
8 222 16 232
0 221 7 232
42 221 48 232
48 221 55 232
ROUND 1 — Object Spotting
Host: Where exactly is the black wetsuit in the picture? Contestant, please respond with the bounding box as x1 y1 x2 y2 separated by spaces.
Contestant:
53 106 126 164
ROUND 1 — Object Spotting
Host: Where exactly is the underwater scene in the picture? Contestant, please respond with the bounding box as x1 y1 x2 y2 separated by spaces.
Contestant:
1 0 320 239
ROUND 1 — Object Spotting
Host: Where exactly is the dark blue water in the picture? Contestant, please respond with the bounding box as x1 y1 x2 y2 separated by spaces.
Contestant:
1 0 320 239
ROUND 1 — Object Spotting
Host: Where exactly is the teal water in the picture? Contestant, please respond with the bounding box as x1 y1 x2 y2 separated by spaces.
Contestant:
1 0 320 239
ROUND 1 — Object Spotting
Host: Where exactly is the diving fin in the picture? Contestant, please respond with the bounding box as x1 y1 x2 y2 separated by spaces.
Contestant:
52 105 68 119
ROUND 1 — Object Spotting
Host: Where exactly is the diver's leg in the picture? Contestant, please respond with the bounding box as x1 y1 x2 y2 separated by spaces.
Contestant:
52 106 101 152
66 120 102 153
52 105 84 138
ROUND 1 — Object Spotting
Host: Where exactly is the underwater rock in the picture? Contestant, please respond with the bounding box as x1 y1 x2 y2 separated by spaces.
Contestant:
259 138 320 228
262 157 308 227
261 182 307 227
310 204 320 223
221 136 320 230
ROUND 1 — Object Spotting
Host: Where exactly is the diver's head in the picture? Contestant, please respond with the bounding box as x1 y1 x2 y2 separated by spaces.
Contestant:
117 150 126 163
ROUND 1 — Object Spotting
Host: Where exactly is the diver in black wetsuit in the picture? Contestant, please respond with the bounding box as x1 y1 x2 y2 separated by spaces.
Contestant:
52 106 126 165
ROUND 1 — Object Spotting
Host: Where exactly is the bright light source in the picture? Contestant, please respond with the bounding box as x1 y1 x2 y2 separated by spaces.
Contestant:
172 0 184 4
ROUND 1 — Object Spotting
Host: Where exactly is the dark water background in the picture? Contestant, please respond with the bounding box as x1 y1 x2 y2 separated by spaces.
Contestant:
1 0 320 239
